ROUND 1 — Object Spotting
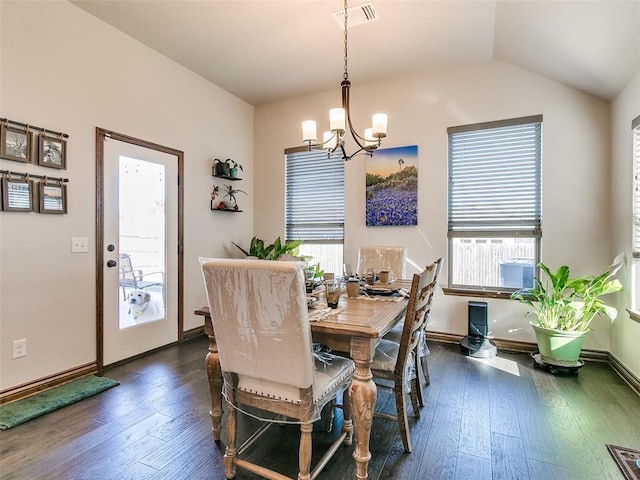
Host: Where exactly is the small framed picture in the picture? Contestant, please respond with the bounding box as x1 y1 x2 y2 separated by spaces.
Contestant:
2 177 34 212
1 124 32 163
39 182 67 214
38 134 66 169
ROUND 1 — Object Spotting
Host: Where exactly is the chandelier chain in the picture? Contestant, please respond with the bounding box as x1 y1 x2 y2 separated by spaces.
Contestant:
343 0 348 81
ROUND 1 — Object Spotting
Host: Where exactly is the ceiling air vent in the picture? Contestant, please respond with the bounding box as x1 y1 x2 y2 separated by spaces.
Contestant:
332 2 378 29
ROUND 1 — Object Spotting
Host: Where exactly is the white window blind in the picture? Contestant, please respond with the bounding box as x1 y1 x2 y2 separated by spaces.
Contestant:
448 115 542 235
633 115 640 257
285 148 344 243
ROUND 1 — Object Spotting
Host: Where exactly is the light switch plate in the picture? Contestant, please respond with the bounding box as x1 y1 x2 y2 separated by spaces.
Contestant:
71 237 89 253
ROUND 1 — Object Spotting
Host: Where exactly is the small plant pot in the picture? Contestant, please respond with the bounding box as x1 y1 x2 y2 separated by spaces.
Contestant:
229 167 239 178
531 322 590 366
222 200 236 209
214 163 230 177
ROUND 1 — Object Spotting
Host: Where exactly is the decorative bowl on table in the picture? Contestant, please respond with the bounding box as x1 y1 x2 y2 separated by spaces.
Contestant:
364 285 398 296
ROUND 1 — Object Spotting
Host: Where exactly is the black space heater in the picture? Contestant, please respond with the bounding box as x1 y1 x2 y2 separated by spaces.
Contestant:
460 301 497 358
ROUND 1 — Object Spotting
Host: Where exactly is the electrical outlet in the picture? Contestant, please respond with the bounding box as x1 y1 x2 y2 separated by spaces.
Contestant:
13 339 27 359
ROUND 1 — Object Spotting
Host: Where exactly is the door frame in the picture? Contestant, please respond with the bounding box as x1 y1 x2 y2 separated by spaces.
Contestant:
95 127 184 371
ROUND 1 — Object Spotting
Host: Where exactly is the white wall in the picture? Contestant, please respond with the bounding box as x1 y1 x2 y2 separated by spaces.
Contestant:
255 59 615 352
0 1 254 390
610 71 640 376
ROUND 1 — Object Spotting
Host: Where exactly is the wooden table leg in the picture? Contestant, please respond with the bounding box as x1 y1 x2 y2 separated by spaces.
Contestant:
349 337 376 480
204 316 223 442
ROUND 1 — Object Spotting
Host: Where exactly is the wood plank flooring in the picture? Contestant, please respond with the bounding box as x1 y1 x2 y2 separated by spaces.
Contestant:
1 337 639 480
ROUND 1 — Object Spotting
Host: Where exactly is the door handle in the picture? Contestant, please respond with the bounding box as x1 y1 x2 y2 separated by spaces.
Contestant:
107 260 118 268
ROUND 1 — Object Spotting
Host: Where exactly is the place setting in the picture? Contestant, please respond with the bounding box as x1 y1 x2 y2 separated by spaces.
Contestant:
344 266 409 302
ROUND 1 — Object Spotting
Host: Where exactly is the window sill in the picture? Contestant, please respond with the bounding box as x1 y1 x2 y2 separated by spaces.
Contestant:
442 287 513 300
626 308 640 324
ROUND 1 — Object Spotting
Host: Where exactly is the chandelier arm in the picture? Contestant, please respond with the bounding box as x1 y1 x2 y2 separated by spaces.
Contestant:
305 131 341 151
341 79 367 151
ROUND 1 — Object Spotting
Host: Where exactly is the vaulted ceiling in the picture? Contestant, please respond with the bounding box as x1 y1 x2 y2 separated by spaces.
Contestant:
71 0 640 106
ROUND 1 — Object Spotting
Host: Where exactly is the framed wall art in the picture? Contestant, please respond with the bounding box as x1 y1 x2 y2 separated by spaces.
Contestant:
0 124 32 163
38 134 66 169
2 177 34 212
39 182 67 214
365 145 418 226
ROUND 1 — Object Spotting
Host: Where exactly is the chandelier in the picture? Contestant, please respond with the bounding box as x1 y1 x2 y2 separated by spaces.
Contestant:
301 0 388 161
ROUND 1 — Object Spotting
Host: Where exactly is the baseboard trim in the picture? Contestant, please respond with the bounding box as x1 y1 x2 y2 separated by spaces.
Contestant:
608 352 640 396
0 362 98 405
183 326 205 341
427 331 610 362
4 330 636 404
1 329 208 405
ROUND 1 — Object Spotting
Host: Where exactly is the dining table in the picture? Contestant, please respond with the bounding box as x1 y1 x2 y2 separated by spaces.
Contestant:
194 279 411 480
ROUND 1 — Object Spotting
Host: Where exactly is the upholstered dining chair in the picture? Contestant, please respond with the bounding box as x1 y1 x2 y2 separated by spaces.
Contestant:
370 264 437 453
356 246 406 282
200 258 355 480
383 257 443 407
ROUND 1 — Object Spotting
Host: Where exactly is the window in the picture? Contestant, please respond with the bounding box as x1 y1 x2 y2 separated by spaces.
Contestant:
633 115 640 258
285 147 344 274
632 114 640 317
447 115 542 292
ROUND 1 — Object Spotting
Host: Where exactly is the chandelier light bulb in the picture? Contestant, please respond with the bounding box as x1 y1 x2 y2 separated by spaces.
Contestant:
302 120 317 143
372 113 388 138
330 108 346 132
364 128 376 147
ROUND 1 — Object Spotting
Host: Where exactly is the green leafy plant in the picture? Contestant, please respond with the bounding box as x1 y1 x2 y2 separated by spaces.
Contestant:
227 159 243 172
213 158 231 176
304 262 324 280
222 184 246 204
233 236 303 260
511 258 623 332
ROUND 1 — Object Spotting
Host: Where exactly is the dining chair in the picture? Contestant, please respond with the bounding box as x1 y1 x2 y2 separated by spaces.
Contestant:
356 246 406 282
370 264 437 453
200 258 355 480
383 257 443 406
118 252 165 302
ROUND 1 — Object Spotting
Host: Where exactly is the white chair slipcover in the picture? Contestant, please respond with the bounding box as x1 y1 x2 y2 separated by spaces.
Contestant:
357 245 406 281
200 257 355 480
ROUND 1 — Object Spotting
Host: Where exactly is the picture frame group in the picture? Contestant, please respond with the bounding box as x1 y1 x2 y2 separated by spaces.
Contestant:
1 176 67 214
0 123 67 169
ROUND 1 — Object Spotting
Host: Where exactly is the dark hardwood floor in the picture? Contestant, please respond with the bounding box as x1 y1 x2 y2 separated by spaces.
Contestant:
1 336 639 480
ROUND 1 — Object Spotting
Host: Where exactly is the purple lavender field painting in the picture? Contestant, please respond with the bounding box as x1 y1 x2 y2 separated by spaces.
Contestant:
366 145 418 226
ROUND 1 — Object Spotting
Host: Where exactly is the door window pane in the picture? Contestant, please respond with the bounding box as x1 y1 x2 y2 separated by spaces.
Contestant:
118 156 166 328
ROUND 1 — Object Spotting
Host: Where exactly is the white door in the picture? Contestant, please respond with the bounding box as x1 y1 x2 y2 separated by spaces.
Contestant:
101 135 179 365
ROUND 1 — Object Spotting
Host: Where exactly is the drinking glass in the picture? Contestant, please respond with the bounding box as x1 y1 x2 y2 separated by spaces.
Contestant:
325 280 341 308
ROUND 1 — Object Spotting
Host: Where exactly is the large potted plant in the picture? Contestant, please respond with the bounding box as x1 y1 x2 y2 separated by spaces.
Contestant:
511 257 623 366
232 235 303 260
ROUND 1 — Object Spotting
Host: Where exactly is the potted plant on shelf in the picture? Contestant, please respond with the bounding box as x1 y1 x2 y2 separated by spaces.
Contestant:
228 159 243 178
510 257 623 367
211 184 220 201
219 184 246 210
213 158 231 177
